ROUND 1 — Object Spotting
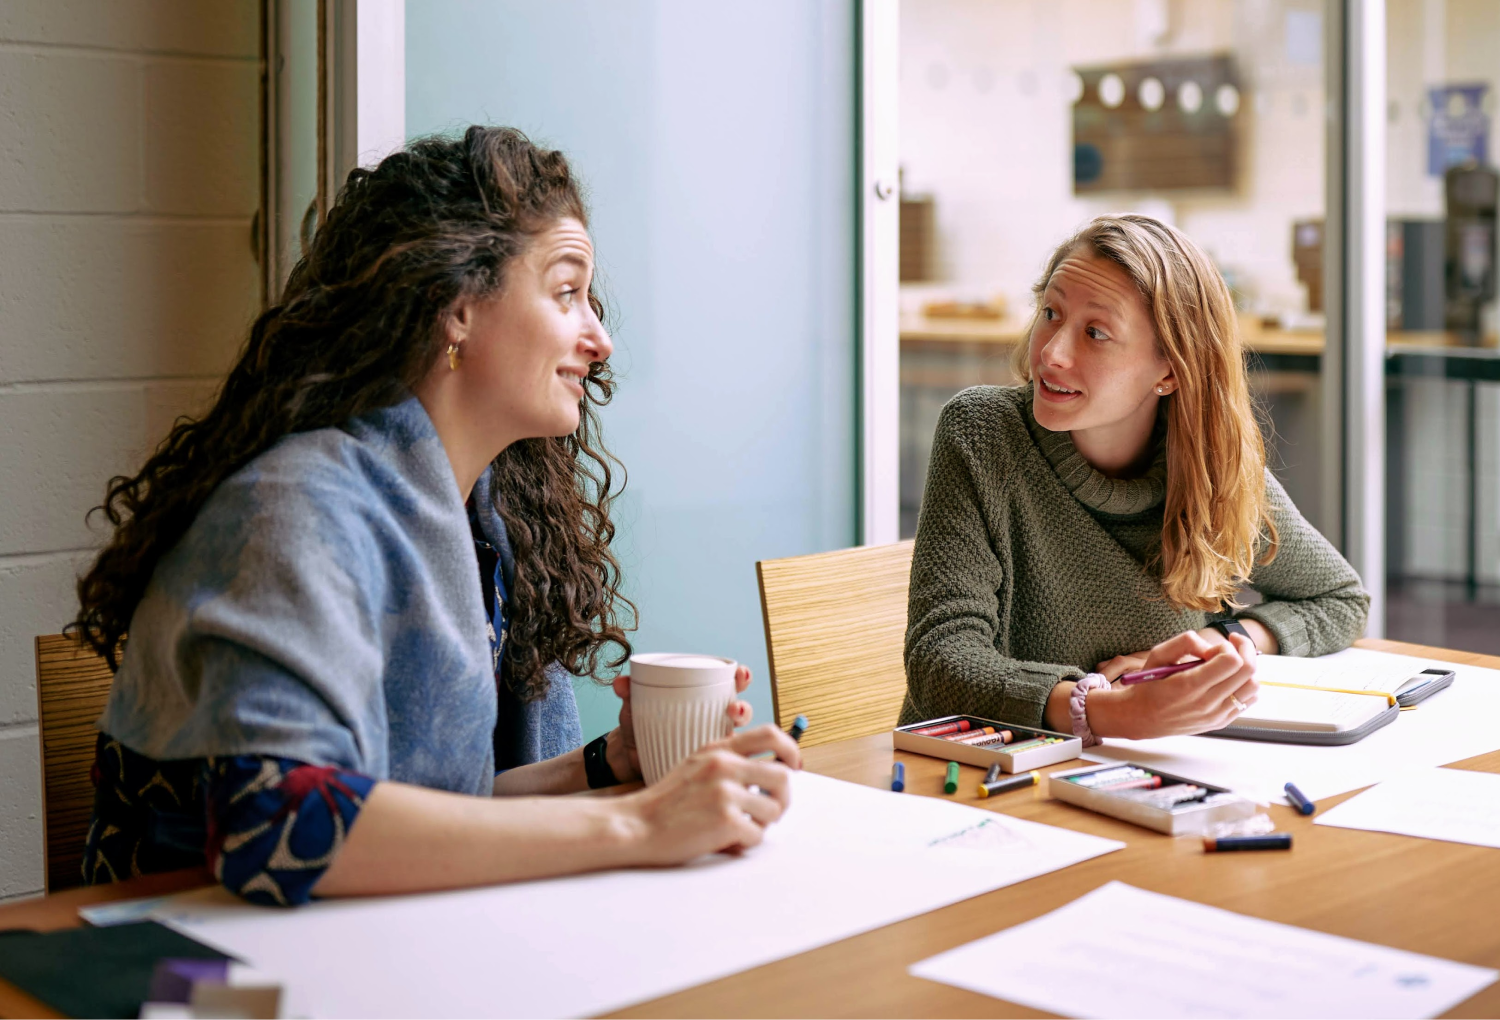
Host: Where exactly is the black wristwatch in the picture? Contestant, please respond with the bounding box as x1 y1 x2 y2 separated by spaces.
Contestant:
1210 618 1251 642
583 733 620 789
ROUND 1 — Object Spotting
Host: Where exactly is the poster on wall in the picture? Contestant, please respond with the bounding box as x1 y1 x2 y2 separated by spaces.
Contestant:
1428 84 1491 176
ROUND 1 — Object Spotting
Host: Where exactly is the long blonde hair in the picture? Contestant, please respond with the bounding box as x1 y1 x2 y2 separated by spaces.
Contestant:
1014 214 1278 610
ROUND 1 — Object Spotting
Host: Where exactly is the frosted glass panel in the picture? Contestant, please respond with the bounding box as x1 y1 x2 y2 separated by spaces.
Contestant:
406 0 858 738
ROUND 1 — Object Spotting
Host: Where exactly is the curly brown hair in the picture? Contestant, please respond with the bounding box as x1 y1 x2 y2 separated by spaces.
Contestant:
72 126 635 700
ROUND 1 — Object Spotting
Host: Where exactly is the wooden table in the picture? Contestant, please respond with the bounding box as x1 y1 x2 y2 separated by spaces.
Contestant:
4 638 1499 1018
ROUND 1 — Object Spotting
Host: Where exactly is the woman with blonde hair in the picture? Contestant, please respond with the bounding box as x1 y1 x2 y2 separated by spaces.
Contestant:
902 214 1368 745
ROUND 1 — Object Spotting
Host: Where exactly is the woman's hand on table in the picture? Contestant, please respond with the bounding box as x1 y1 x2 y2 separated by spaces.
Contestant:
1087 630 1260 740
618 724 803 866
607 664 755 783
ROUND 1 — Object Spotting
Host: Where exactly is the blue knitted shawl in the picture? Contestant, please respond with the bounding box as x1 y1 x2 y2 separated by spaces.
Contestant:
99 396 582 795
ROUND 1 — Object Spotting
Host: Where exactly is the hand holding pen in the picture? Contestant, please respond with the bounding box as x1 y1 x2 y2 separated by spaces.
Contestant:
1084 630 1260 739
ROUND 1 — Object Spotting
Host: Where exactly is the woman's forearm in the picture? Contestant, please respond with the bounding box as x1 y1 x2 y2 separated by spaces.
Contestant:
491 746 588 796
313 726 802 899
491 727 638 796
312 780 642 897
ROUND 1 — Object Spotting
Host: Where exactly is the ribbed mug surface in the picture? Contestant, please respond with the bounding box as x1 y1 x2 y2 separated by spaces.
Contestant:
628 653 737 785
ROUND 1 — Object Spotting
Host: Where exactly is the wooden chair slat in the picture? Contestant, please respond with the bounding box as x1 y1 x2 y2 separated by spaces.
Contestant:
756 541 914 748
34 634 114 893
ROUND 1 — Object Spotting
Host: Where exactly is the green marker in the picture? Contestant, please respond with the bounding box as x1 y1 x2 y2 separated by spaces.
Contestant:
1004 736 1062 753
944 761 960 794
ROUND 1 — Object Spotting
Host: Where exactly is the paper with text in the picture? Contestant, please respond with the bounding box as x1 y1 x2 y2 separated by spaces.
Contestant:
1234 681 1388 732
151 771 1122 1019
1315 767 1500 848
1256 651 1434 695
910 881 1497 1019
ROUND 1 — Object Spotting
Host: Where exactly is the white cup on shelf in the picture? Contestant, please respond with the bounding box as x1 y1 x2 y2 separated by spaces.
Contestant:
628 653 737 785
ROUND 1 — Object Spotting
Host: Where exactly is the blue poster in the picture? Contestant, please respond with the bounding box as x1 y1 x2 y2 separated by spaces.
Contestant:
1428 84 1490 176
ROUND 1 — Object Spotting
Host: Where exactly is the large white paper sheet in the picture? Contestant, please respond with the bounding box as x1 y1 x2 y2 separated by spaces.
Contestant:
151 772 1122 1019
1084 647 1500 805
1315 766 1500 848
910 881 1498 1019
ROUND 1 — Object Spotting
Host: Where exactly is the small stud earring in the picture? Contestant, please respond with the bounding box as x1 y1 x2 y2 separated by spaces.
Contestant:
447 343 460 371
1156 385 1167 395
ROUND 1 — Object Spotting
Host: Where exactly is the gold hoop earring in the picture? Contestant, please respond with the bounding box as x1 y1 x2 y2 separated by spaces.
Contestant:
447 343 460 371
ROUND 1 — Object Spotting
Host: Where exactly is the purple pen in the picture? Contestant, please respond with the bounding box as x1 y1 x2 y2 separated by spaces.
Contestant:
1118 658 1206 685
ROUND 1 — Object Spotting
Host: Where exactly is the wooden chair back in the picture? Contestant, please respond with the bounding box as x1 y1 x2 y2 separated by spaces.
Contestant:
34 634 114 892
755 540 914 748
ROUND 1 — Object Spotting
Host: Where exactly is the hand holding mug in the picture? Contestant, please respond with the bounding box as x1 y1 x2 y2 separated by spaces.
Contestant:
610 655 755 785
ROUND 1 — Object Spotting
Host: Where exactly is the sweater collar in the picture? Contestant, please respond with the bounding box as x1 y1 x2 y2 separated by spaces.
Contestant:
1021 383 1168 517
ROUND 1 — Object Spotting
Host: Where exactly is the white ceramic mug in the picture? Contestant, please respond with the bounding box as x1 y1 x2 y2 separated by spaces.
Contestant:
628 653 737 785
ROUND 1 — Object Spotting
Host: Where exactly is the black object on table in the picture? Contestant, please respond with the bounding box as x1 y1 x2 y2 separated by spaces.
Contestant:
0 920 228 1018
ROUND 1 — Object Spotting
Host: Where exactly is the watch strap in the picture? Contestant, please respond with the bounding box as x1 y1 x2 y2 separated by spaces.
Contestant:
583 733 619 789
1211 618 1251 641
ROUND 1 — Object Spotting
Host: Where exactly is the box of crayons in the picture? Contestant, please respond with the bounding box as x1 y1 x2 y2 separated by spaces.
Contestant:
892 715 1082 772
1047 762 1258 835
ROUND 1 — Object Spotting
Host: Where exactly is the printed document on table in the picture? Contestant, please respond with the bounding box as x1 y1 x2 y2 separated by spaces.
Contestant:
1315 767 1500 849
151 771 1122 1019
1084 646 1500 805
910 881 1498 1019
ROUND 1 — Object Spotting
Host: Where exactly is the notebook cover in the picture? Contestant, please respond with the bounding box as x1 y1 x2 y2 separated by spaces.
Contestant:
1205 702 1401 745
0 920 229 1019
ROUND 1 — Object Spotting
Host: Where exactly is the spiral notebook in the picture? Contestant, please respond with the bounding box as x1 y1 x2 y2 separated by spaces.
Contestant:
1208 654 1454 745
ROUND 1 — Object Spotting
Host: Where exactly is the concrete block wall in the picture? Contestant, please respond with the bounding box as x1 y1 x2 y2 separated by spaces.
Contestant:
0 1 260 900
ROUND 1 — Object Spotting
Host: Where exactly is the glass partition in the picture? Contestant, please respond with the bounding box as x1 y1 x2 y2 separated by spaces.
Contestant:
1383 0 1500 652
899 0 1331 544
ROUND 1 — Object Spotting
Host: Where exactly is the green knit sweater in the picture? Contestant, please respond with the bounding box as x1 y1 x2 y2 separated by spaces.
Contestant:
900 384 1370 728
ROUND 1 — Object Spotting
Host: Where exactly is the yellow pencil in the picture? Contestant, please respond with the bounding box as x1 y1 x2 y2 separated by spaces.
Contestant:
1259 681 1397 707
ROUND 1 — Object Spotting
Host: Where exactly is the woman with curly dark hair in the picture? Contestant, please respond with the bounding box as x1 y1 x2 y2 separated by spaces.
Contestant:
73 126 799 905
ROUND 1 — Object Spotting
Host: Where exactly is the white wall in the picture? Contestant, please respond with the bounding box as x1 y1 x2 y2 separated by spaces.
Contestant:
900 0 1326 322
0 1 261 899
406 0 859 741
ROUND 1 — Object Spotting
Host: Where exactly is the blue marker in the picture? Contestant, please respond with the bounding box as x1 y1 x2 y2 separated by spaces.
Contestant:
891 761 906 792
788 715 809 742
1284 782 1315 816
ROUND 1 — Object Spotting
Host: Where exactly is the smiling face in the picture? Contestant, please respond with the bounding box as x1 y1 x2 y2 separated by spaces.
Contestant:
1028 249 1176 471
449 217 612 443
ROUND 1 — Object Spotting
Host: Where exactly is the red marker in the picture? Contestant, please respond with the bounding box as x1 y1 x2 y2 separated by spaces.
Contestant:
948 727 1006 744
911 720 971 737
1119 659 1207 685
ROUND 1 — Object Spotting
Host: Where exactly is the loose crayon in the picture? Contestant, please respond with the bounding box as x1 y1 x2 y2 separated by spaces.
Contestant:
1203 833 1292 852
979 771 1040 798
891 761 905 792
944 761 960 794
983 762 1002 785
1284 782 1315 816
